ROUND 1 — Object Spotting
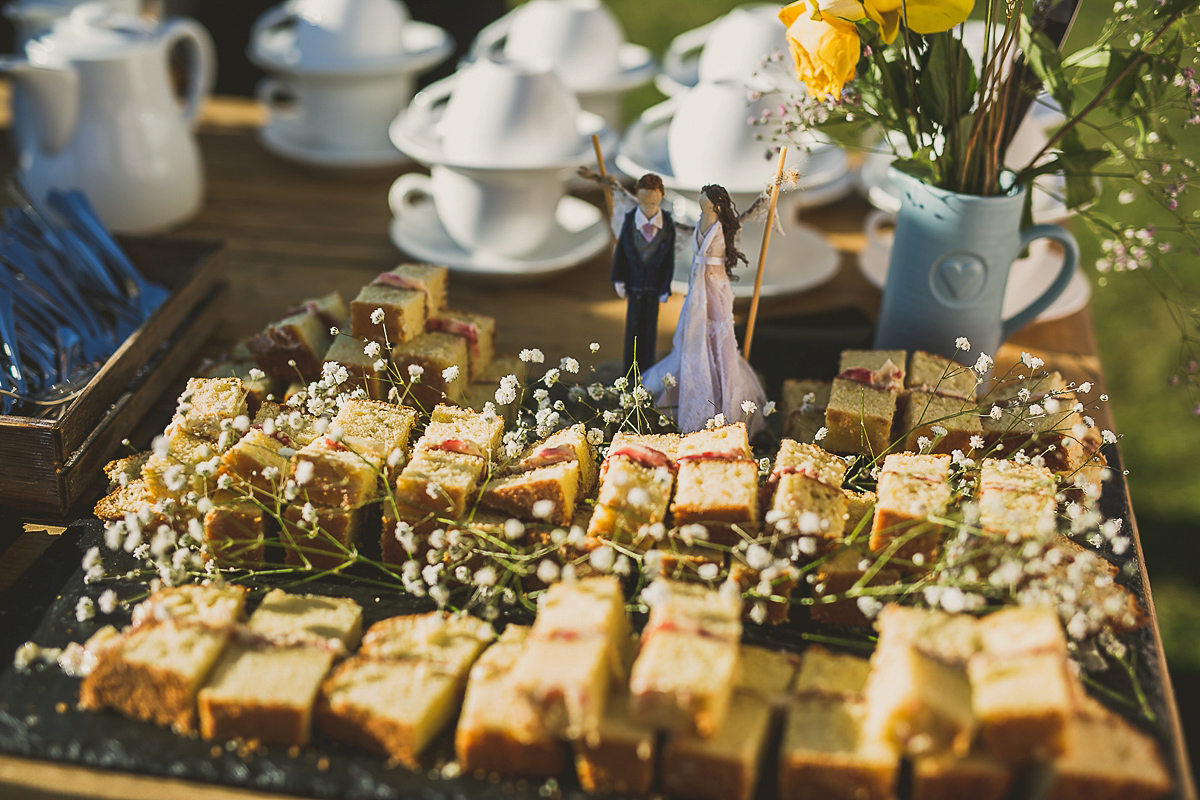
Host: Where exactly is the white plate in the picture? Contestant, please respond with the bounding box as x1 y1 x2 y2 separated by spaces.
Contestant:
389 193 609 279
857 229 1091 322
260 121 411 168
671 221 839 298
617 98 850 204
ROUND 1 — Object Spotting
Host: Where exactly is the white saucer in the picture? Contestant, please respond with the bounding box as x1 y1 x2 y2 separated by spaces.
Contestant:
671 221 839 298
389 193 609 279
857 232 1091 322
617 97 851 204
260 122 411 168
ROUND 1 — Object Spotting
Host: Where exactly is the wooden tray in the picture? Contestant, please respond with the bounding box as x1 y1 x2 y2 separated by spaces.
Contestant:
0 238 226 517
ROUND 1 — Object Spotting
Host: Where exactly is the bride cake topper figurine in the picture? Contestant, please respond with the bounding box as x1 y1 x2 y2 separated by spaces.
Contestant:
640 183 767 433
611 173 676 375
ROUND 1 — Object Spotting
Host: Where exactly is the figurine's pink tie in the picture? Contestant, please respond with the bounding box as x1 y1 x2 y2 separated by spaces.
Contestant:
641 222 656 242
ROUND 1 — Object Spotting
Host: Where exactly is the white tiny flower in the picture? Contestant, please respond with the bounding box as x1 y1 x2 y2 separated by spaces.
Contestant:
589 342 600 353
814 426 828 442
698 562 720 581
373 359 387 372
974 353 993 374
98 589 118 615
75 596 95 622
370 307 385 325
955 337 971 351
407 364 424 381
589 546 615 572
532 499 556 520
294 460 314 485
442 365 460 383
519 348 545 363
248 367 266 381
363 340 382 358
763 400 776 417
301 502 319 524
749 603 767 625
1101 430 1118 444
969 435 985 450
741 399 758 416
504 518 525 541
746 544 772 570
560 356 579 374
537 559 560 584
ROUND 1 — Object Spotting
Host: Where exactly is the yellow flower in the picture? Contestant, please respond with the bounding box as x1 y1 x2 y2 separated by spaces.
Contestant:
795 0 974 44
779 1 860 100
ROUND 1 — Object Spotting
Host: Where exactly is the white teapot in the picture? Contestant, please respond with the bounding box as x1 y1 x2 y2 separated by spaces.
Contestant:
0 4 215 233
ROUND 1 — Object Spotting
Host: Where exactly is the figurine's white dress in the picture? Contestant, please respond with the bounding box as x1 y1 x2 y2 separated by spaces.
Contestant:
642 220 767 433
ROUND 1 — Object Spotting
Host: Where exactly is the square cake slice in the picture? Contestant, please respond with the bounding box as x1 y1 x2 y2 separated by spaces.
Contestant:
782 379 832 444
779 697 899 800
869 453 953 565
80 585 247 734
316 612 493 766
247 292 347 382
427 309 496 380
350 283 426 346
198 590 362 746
391 332 469 410
456 625 567 779
176 377 250 441
512 576 631 739
629 580 742 737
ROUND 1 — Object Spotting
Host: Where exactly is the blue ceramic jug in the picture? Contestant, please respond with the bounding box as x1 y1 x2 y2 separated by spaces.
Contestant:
873 169 1078 361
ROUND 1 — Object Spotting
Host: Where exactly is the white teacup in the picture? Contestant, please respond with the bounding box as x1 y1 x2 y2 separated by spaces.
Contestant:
259 70 413 152
697 6 789 84
277 0 409 66
502 0 623 91
668 80 796 187
391 168 564 258
433 56 583 167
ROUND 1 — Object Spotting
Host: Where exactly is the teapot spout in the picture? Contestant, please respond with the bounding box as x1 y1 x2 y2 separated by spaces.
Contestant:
0 57 78 155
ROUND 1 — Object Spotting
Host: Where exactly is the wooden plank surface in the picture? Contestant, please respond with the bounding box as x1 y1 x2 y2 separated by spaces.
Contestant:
0 93 1186 800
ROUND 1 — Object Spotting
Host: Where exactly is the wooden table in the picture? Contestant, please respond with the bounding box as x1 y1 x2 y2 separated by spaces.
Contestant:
0 95 1192 799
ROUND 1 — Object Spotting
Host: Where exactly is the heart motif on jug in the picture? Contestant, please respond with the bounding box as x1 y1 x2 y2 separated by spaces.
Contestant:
932 253 987 305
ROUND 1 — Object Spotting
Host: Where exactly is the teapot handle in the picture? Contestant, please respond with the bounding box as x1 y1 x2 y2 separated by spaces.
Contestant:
160 17 216 127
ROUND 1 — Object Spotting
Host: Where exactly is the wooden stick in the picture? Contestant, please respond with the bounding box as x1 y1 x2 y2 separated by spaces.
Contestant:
592 134 613 221
743 146 787 360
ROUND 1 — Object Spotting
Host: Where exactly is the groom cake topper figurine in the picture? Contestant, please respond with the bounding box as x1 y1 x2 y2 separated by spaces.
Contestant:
611 173 675 375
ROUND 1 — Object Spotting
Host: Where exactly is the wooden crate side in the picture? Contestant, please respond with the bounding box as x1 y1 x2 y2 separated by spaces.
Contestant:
0 421 59 507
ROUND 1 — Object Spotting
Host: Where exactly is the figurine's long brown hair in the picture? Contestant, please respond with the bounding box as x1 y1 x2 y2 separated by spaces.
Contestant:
701 184 747 278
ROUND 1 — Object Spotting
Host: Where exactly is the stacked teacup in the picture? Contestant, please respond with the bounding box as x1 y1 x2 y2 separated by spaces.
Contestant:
464 0 655 130
657 4 798 96
388 54 609 273
248 0 452 166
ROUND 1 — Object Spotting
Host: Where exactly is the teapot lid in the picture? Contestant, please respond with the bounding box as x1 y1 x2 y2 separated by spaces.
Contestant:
249 0 452 76
25 4 157 64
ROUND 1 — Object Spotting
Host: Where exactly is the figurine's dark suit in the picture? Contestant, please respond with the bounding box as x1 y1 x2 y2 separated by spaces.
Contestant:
611 209 675 375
